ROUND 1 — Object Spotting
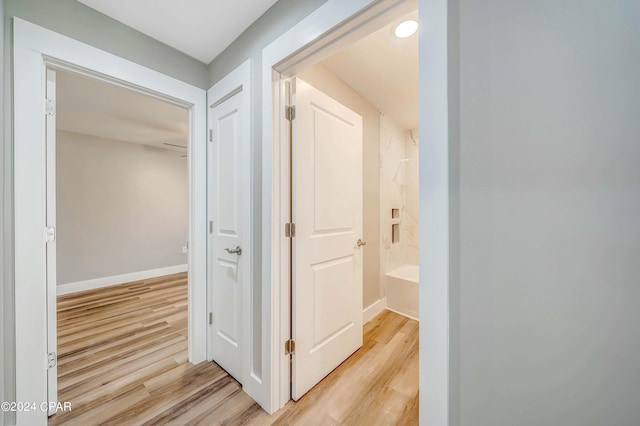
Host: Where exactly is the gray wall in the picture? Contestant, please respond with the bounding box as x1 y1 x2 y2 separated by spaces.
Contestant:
208 0 328 84
297 63 382 308
453 0 640 424
5 0 208 89
57 131 188 284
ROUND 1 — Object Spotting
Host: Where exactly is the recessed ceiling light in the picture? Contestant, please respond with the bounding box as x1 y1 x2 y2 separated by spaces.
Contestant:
394 20 418 38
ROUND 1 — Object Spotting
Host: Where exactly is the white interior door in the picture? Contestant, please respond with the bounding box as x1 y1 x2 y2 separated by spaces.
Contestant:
292 78 364 400
45 68 58 415
207 90 249 383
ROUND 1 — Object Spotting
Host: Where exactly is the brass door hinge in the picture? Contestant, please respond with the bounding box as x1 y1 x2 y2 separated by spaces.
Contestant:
285 339 295 355
285 223 296 238
285 105 296 121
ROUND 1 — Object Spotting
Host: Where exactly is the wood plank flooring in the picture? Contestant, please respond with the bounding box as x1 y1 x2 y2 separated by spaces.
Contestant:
49 273 418 425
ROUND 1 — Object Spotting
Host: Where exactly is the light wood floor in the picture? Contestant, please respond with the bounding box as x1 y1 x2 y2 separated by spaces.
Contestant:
50 273 418 425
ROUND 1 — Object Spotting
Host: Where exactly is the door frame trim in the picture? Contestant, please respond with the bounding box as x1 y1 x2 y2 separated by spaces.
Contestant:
206 58 261 402
13 18 207 424
260 0 450 421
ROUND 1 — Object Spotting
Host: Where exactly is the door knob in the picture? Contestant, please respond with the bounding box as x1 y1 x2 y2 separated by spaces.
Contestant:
225 246 242 255
357 239 367 247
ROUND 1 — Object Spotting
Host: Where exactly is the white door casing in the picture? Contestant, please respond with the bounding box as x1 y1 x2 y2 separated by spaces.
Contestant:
14 19 208 424
207 89 249 383
45 68 58 415
262 0 429 414
292 78 364 399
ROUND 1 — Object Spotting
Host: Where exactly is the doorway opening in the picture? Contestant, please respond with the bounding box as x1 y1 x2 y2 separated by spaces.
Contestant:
270 2 420 420
13 18 206 424
45 67 195 422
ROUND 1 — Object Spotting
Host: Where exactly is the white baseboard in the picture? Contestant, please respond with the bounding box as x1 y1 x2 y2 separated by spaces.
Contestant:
385 306 419 322
362 298 420 323
363 297 387 323
57 264 188 295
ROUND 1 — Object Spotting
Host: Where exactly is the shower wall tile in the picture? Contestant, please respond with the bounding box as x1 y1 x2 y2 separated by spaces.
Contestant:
380 115 419 278
380 114 405 276
405 128 419 266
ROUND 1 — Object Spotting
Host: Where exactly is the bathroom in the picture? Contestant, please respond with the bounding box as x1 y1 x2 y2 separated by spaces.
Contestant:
380 115 419 320
324 9 420 322
300 8 419 322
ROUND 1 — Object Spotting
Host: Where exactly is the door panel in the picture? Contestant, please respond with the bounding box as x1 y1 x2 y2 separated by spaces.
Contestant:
292 78 364 400
217 111 238 234
312 105 357 232
216 259 239 346
208 92 245 382
312 256 356 348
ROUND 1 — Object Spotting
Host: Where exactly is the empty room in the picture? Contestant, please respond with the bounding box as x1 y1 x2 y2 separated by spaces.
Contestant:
48 69 198 424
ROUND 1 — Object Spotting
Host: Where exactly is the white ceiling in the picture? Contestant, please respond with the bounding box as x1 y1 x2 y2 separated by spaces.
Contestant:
77 0 279 63
322 11 419 130
57 70 188 153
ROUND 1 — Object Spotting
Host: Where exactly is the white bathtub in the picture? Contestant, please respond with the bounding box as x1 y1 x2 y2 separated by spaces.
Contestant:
385 265 419 320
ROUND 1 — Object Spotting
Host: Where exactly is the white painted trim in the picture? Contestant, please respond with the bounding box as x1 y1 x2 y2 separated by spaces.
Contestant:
276 75 290 409
261 0 431 415
363 298 387 324
262 0 450 421
419 0 451 424
262 1 377 412
57 265 188 296
45 69 58 414
13 18 208 425
385 306 419 322
206 59 263 407
363 300 420 323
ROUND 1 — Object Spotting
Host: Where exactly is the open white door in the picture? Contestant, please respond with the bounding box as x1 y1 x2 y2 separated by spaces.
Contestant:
45 68 58 415
207 90 250 383
291 78 364 400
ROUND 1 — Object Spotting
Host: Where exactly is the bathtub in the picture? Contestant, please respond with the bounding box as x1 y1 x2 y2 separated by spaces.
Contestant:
385 265 419 320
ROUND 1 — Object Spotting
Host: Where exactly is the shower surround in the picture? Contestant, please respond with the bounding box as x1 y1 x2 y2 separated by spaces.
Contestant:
379 113 419 319
380 113 419 273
